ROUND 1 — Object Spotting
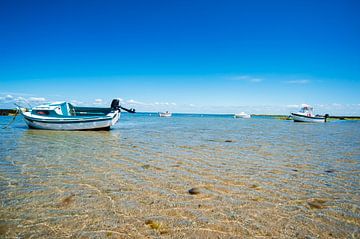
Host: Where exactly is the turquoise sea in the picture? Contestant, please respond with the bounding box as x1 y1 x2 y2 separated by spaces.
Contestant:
1 113 359 238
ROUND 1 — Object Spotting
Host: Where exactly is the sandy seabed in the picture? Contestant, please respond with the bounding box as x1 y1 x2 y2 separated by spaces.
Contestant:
1 116 359 238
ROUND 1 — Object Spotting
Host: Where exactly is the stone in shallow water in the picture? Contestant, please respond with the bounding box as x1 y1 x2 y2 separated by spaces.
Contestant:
141 164 151 169
307 198 327 209
60 194 75 207
0 224 9 235
145 220 161 230
188 187 201 195
250 184 260 189
308 201 323 209
325 169 335 173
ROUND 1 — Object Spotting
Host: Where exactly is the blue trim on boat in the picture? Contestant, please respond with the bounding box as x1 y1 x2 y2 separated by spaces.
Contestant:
23 113 117 124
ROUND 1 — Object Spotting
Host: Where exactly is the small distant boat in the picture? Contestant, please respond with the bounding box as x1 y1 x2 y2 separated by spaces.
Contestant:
291 104 327 123
18 99 135 130
159 111 172 117
234 112 251 118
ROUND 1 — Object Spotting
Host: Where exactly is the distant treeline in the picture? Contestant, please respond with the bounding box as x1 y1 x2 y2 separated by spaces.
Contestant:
252 114 291 120
0 109 17 116
0 108 28 116
327 116 360 120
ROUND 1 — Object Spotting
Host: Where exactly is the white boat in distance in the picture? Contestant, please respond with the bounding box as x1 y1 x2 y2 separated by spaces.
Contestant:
291 104 327 123
159 111 172 117
18 99 135 130
234 112 251 118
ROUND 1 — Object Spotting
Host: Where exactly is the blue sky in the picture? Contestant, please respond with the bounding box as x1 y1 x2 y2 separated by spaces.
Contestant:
1 0 359 114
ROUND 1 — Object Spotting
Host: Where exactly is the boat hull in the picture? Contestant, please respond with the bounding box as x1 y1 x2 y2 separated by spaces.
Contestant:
22 111 120 130
291 113 325 123
234 114 251 118
159 113 172 117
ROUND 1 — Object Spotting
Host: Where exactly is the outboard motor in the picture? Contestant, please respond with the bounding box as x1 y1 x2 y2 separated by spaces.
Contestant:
111 99 136 113
324 114 329 122
111 99 120 110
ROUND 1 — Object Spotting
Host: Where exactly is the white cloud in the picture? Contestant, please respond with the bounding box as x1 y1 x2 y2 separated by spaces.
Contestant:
286 104 299 108
332 103 342 107
28 97 46 102
153 101 176 106
0 96 46 107
92 99 105 106
230 75 264 83
0 94 14 102
0 94 46 107
15 96 26 101
126 99 146 105
118 99 180 112
0 92 33 96
5 94 13 100
14 97 32 107
130 100 177 106
284 79 310 84
235 75 250 80
70 100 83 105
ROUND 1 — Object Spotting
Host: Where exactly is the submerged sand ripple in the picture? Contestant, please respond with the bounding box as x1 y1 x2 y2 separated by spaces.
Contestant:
0 116 359 238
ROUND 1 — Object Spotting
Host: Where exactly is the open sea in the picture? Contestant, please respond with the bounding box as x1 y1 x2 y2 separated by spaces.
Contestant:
0 113 359 238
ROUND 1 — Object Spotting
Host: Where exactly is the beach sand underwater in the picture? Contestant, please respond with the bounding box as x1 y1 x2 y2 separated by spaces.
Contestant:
1 113 359 238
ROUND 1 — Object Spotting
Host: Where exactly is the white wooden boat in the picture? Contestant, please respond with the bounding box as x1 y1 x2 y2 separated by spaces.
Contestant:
18 99 135 130
291 104 327 123
159 111 172 117
234 112 251 118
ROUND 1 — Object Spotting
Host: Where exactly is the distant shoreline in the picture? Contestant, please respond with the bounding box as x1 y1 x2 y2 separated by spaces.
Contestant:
252 114 360 120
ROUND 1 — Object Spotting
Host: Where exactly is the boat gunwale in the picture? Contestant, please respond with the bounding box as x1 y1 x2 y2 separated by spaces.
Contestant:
291 113 325 120
22 111 118 124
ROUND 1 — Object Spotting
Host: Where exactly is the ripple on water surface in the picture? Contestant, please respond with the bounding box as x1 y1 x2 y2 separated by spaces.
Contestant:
0 116 359 238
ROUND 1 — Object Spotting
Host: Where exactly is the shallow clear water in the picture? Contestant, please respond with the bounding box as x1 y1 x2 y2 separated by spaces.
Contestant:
0 114 359 238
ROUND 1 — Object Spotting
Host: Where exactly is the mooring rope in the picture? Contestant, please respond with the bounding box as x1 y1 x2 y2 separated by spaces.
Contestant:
1 108 20 129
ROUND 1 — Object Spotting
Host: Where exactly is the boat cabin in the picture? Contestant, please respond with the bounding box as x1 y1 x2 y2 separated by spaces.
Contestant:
31 102 76 117
298 104 314 116
31 102 112 117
